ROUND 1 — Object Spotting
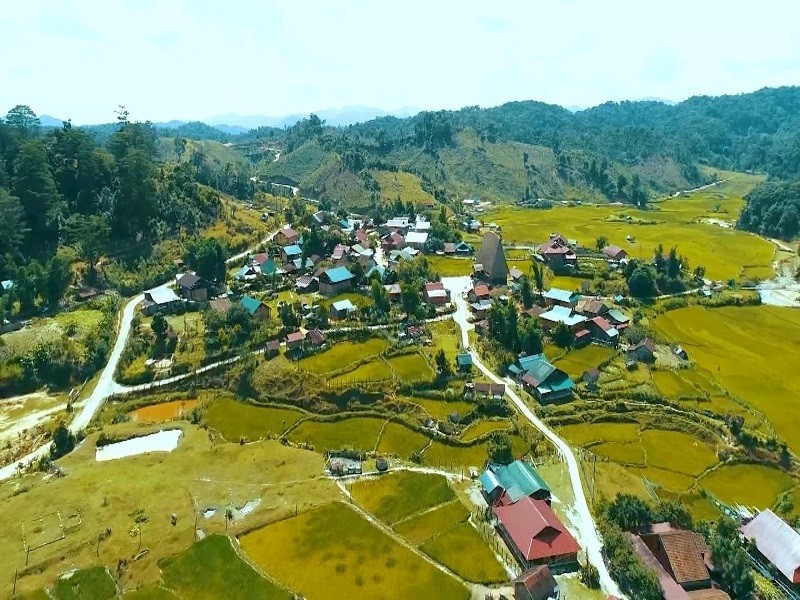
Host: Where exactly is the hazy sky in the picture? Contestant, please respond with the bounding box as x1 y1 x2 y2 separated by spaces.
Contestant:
3 0 799 124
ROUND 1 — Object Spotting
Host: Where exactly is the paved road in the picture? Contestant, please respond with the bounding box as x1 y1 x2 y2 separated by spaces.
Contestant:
0 229 280 481
441 276 622 597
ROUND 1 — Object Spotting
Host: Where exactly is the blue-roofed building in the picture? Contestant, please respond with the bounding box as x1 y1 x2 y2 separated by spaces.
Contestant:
480 461 551 506
319 266 354 296
544 288 580 308
365 264 386 281
512 354 574 404
240 295 271 320
1 280 14 292
281 244 302 263
292 257 314 270
330 298 357 319
538 305 588 332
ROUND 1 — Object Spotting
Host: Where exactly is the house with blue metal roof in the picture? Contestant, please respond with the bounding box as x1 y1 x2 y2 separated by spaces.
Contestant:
281 244 302 263
240 295 271 320
480 460 551 506
511 353 574 404
319 266 354 296
544 288 580 308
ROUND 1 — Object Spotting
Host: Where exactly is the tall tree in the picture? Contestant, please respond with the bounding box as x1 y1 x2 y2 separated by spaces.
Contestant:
0 189 27 256
12 140 61 247
5 105 40 136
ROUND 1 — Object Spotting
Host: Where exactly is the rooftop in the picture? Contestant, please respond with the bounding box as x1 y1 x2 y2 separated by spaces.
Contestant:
741 509 800 582
239 295 264 316
539 305 588 327
324 266 354 284
493 496 580 561
544 288 578 303
331 298 356 312
480 460 550 503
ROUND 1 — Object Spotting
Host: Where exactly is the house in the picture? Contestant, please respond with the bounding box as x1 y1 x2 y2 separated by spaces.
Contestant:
474 319 490 335
142 287 181 315
509 267 525 283
510 354 574 403
295 275 318 293
275 226 300 245
312 210 328 227
330 298 357 319
354 229 370 246
538 242 577 271
234 264 259 281
350 243 373 258
443 242 456 255
468 284 491 302
265 339 281 358
466 218 482 233
576 299 609 318
285 330 305 351
208 297 234 314
543 288 580 308
538 305 588 333
319 266 354 296
306 328 327 349
423 282 450 306
473 381 506 399
175 273 209 301
470 299 493 319
523 306 546 319
627 338 656 363
588 316 619 346
292 257 314 271
603 245 628 261
240 295 271 320
514 565 559 600
281 244 302 263
384 283 402 302
76 287 100 301
493 496 580 571
582 368 600 389
741 509 800 585
381 231 405 252
474 231 509 284
480 460 551 506
365 264 386 282
327 456 362 476
606 308 630 330
385 217 410 232
405 230 429 250
331 243 348 261
456 353 472 372
631 524 730 600
454 241 474 255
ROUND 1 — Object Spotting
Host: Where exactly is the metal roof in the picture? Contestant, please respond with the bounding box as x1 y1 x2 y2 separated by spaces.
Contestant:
741 509 800 582
544 288 578 303
324 266 354 283
482 460 551 503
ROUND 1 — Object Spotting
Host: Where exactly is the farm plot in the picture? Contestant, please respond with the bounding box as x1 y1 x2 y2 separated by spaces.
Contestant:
51 566 116 600
160 534 292 600
696 463 797 510
654 305 800 453
393 500 469 545
240 502 469 600
651 370 703 399
557 422 641 446
288 416 386 452
405 396 474 419
129 399 198 423
640 429 717 476
420 522 508 584
328 359 394 387
351 471 454 524
423 435 529 470
461 420 510 441
376 422 431 459
428 256 473 277
553 344 616 379
387 352 433 383
298 338 389 374
205 397 304 441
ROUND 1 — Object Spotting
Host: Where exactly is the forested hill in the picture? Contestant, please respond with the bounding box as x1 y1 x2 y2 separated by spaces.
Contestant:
242 86 800 215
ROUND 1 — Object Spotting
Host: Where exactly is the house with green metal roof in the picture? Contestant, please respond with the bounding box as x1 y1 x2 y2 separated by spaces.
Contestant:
319 266 354 296
240 295 271 320
456 353 473 371
511 353 574 404
480 460 551 506
544 288 580 308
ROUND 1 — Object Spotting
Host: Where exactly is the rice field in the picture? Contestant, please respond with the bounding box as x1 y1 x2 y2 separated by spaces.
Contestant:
591 441 645 465
204 397 304 442
423 434 530 470
405 396 474 419
428 256 473 277
696 463 797 510
654 305 800 452
557 422 641 446
420 522 508 584
387 352 433 383
553 344 616 379
461 420 510 441
351 471 455 524
651 370 702 398
129 399 198 423
328 359 394 386
640 429 717 476
240 502 469 600
393 500 469 545
298 338 389 374
288 417 386 452
376 422 431 459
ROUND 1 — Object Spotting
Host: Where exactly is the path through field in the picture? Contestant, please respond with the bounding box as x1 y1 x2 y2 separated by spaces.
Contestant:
441 276 623 598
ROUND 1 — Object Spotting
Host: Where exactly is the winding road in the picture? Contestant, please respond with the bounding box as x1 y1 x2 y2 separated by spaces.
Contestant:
0 229 281 481
441 276 622 598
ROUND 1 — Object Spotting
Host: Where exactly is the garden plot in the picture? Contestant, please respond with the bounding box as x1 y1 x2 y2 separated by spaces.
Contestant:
129 399 198 423
351 471 455 524
696 463 797 511
288 416 386 453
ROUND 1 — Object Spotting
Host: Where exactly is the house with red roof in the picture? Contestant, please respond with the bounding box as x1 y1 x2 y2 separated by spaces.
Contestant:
588 316 619 346
468 284 491 302
423 281 450 306
493 496 580 572
537 234 577 270
603 244 628 261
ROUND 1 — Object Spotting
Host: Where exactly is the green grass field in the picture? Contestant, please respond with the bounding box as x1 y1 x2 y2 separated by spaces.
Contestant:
428 256 473 277
123 587 180 600
51 567 116 600
387 352 433 383
328 359 394 386
376 422 431 459
654 305 800 452
288 417 386 452
351 471 455 524
423 435 529 470
205 397 305 441
160 535 292 600
553 344 616 379
298 338 389 374
558 422 641 446
591 441 645 465
407 396 474 419
420 522 507 584
641 429 717 476
392 500 469 545
461 420 510 441
652 370 703 398
696 463 797 510
3 309 105 356
485 188 773 281
240 502 469 600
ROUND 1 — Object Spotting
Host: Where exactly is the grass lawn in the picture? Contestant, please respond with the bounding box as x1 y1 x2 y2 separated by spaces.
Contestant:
461 420 510 441
553 344 616 379
641 429 717 476
548 275 591 291
376 422 431 459
288 416 386 452
393 500 469 545
557 422 641 446
428 256 473 277
654 305 800 452
406 396 474 419
298 337 389 374
421 522 507 584
328 359 393 386
160 535 292 600
485 189 773 281
387 352 433 383
352 471 455 524
3 309 104 356
51 566 116 600
240 502 469 600
204 396 305 442
697 463 797 510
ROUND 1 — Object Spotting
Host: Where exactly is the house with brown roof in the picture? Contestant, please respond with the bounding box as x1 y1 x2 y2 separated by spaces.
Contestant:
176 272 210 301
285 330 305 351
493 496 580 572
588 316 619 346
423 281 450 306
631 523 730 600
208 297 234 314
265 339 281 358
603 244 628 261
275 226 300 245
474 231 509 284
537 234 577 271
468 284 491 302
576 299 609 318
443 242 456 255
513 565 558 600
509 267 525 282
306 328 327 349
627 337 656 363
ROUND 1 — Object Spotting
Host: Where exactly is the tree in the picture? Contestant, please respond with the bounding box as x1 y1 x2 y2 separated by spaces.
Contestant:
65 214 110 277
12 140 62 245
45 252 72 307
370 279 390 314
435 349 451 377
487 431 514 465
50 423 76 459
654 500 692 529
0 189 27 256
530 260 544 298
5 105 40 135
595 235 608 252
400 282 420 317
627 267 655 297
551 322 572 347
520 276 534 309
709 517 754 599
616 174 628 199
185 237 226 282
606 493 653 531
173 136 187 160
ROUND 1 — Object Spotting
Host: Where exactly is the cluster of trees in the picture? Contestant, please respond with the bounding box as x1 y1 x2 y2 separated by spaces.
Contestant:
624 245 704 297
601 493 754 599
739 179 800 240
487 302 544 358
0 105 226 315
204 304 257 354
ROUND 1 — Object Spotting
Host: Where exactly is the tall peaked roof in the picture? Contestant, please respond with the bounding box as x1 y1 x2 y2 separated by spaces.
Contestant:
480 461 550 503
475 231 509 283
493 496 580 561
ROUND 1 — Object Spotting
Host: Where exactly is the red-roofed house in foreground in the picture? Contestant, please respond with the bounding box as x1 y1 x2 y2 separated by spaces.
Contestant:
493 496 580 572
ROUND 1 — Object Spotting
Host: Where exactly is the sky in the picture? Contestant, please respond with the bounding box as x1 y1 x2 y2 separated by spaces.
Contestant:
2 0 800 124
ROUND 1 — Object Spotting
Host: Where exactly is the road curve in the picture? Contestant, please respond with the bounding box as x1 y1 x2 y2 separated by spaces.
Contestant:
441 276 622 597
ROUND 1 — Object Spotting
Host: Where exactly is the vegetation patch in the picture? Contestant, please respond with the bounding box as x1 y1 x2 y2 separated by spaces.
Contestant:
553 344 616 379
376 422 431 459
160 534 292 600
651 370 701 398
387 353 433 383
205 397 304 442
328 360 394 387
461 420 510 441
558 422 641 446
298 338 389 374
288 416 386 452
123 587 180 600
240 502 468 600
697 463 796 509
420 522 508 584
392 500 469 545
129 399 198 423
406 396 473 419
424 435 529 470
640 429 717 476
51 566 116 600
352 471 455 524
